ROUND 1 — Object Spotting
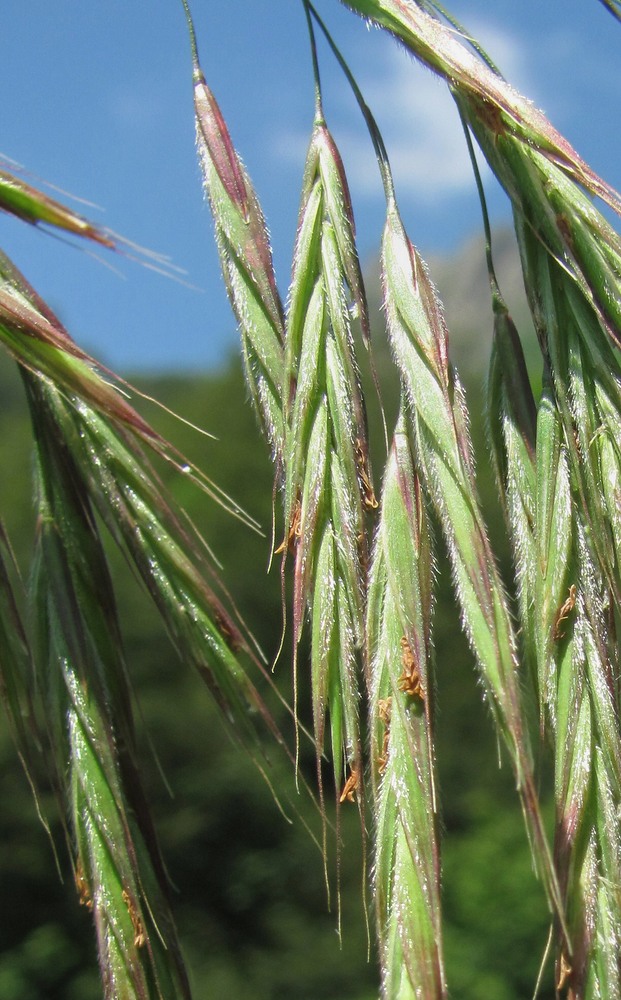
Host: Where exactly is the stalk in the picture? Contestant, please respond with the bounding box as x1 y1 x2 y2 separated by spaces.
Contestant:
466 119 539 694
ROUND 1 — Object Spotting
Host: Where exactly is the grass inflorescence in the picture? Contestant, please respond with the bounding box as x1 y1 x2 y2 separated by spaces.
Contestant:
3 2 621 997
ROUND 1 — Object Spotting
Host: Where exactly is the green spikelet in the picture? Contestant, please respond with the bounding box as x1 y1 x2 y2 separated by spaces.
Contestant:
367 411 445 999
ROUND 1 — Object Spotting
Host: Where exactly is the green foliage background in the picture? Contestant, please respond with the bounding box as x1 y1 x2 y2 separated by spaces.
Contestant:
0 233 554 999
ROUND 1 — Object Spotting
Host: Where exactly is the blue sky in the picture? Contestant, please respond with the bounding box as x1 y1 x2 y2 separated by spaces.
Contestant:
2 1 620 372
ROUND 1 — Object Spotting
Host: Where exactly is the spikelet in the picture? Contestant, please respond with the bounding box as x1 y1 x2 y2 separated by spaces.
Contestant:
381 195 566 933
486 298 538 687
27 376 190 1000
191 52 285 459
515 218 621 994
283 115 374 798
0 168 115 247
0 249 280 750
341 0 621 212
367 411 445 999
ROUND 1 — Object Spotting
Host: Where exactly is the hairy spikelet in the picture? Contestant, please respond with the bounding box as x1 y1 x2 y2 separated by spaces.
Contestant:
474 134 621 351
340 0 621 211
0 231 297 997
549 513 621 997
0 524 43 796
383 202 515 740
482 277 621 995
515 219 621 993
0 168 116 248
486 299 537 683
517 219 621 627
0 253 159 445
367 412 445 999
0 163 182 274
191 55 285 458
534 371 573 734
381 196 565 930
27 377 190 1000
284 117 374 796
0 251 278 748
48 385 284 751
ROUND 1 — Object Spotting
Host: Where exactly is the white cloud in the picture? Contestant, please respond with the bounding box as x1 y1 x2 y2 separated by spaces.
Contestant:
336 44 486 201
272 19 534 203
107 77 174 132
339 52 476 199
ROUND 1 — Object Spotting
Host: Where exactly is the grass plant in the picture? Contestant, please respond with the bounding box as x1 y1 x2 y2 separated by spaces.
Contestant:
2 1 621 997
